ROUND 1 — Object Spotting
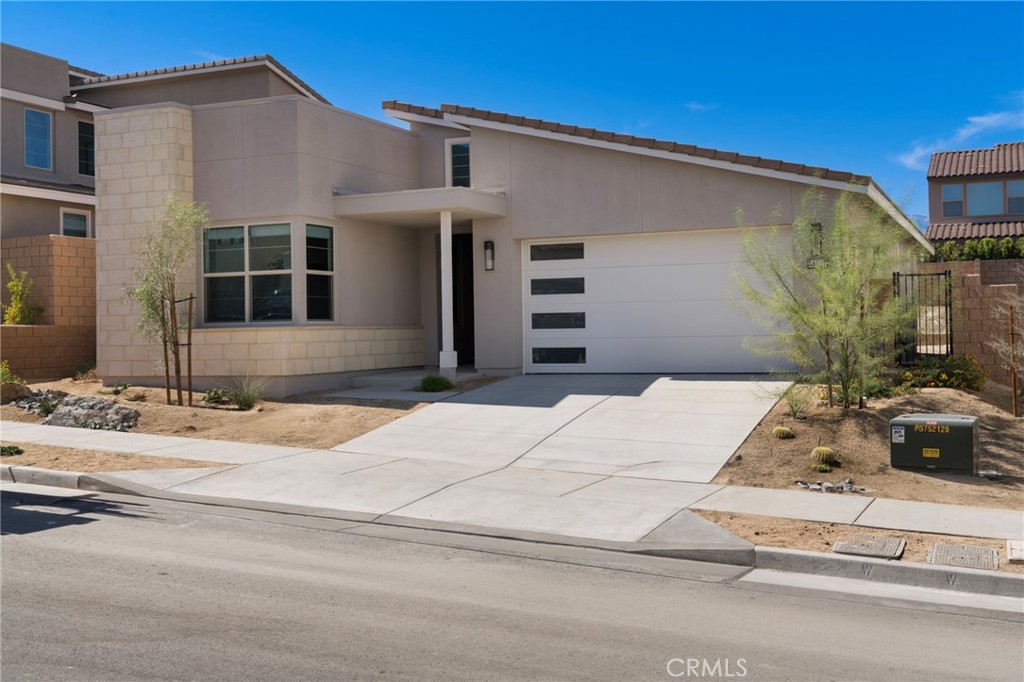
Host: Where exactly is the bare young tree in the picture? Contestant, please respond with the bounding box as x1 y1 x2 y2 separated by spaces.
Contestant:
988 262 1024 416
124 195 208 405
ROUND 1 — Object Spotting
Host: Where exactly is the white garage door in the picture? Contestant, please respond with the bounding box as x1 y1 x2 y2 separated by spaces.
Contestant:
522 230 771 373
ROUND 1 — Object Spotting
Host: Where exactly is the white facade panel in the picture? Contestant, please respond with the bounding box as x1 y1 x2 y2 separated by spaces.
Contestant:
522 230 772 373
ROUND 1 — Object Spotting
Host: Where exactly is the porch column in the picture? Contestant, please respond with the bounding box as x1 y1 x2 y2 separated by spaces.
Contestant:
438 210 457 381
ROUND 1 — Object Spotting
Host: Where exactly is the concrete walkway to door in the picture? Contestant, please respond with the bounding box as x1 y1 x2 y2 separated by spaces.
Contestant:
332 374 787 483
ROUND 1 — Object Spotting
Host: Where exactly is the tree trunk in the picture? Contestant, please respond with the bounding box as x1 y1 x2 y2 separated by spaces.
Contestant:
167 291 183 406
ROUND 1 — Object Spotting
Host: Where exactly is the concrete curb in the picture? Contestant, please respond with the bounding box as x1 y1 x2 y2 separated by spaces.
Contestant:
756 547 1023 598
4 464 1022 603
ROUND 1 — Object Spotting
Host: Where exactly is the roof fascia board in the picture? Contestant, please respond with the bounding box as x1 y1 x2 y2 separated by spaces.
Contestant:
386 108 468 130
447 113 932 254
0 182 96 205
65 100 107 113
0 88 66 111
446 114 858 192
71 60 321 102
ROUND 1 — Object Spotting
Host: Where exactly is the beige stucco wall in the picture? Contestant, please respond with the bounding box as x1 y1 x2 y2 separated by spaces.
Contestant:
0 193 94 238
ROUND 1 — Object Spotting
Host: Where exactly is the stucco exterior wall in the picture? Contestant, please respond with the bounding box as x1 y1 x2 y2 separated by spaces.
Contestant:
0 194 93 238
75 69 306 109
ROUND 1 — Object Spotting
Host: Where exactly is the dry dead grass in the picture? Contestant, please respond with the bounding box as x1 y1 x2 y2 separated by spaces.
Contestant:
1 442 227 472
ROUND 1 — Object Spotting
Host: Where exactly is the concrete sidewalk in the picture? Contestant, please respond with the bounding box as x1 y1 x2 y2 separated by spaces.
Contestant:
3 419 1022 545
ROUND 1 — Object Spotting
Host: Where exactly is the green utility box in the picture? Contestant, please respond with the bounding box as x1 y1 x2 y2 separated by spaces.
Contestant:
889 413 979 473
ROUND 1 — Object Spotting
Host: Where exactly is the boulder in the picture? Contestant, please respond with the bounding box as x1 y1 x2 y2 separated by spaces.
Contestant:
0 382 32 404
42 395 140 431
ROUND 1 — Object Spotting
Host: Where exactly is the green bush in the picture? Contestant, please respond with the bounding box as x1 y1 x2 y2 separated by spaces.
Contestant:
0 360 24 385
201 387 230 405
419 374 454 392
998 237 1017 260
781 383 813 418
895 354 987 391
98 382 131 396
38 398 58 417
2 263 44 325
933 237 1024 262
226 374 268 410
810 463 833 473
1 445 24 457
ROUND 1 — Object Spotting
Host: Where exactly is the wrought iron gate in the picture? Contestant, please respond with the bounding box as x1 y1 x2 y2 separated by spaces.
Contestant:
892 271 953 366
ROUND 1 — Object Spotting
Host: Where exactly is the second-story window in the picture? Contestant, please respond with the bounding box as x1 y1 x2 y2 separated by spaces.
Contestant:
1008 180 1024 214
446 138 470 187
967 181 1003 217
24 108 52 170
942 184 963 218
78 121 95 176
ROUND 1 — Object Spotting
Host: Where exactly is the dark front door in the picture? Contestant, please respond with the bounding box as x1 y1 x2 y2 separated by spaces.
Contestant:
437 233 475 365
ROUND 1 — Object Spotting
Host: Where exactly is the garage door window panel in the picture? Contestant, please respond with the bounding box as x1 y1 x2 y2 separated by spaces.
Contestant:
530 243 584 261
531 277 585 295
531 312 586 329
532 347 587 364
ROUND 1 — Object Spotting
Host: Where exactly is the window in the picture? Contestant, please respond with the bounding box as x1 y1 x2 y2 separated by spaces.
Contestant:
446 138 470 187
530 277 585 295
306 224 333 321
530 243 584 261
967 182 1003 216
202 223 293 323
78 121 95 176
1008 180 1024 214
60 208 89 238
941 185 962 218
531 312 586 329
24 109 51 170
532 347 587 364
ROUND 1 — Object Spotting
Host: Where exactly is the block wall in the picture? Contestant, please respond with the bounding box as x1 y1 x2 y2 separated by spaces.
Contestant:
0 235 96 381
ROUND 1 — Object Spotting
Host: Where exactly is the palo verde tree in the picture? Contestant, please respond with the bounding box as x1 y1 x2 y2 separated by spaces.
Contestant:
735 188 918 408
125 194 209 405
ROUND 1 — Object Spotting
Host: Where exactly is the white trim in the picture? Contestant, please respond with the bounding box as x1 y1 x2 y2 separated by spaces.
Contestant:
0 182 95 205
24 107 53 171
0 88 65 111
445 113 933 255
445 137 471 188
71 60 323 103
59 207 92 238
385 108 469 130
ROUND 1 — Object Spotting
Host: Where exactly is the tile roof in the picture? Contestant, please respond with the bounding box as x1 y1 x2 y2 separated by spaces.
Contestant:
926 221 1024 241
73 55 330 104
1 175 94 195
928 142 1024 178
68 63 105 78
382 100 872 185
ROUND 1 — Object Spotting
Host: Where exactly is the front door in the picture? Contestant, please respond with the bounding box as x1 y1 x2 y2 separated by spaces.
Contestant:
437 233 475 366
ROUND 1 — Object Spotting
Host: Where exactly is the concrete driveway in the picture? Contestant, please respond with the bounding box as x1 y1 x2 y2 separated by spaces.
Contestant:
333 374 787 484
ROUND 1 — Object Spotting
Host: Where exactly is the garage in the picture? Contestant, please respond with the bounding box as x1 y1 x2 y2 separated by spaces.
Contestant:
522 229 773 373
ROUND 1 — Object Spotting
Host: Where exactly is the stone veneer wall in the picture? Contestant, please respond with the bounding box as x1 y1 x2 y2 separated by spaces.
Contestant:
0 235 97 381
93 104 425 398
915 259 1021 384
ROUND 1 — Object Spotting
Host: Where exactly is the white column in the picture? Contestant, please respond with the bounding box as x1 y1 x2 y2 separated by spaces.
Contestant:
438 210 457 381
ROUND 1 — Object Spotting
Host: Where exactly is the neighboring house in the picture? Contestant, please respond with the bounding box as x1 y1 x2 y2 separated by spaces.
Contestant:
925 142 1024 244
2 44 933 395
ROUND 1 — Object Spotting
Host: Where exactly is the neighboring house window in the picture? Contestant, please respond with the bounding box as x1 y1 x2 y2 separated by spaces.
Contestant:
78 121 95 176
967 181 1003 216
941 185 963 218
24 108 52 170
446 138 471 187
306 224 333 321
60 208 90 238
1008 180 1024 214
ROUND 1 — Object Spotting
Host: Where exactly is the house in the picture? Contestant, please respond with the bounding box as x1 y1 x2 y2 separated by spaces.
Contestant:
2 45 932 395
925 142 1024 245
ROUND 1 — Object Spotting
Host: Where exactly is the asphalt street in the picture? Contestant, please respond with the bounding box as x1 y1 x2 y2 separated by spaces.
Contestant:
1 487 1021 682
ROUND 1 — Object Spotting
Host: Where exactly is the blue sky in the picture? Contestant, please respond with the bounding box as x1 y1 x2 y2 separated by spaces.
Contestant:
3 1 1022 221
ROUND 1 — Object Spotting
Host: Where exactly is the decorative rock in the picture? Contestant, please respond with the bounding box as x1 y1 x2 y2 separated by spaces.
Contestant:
41 395 140 431
12 390 69 414
0 382 32 404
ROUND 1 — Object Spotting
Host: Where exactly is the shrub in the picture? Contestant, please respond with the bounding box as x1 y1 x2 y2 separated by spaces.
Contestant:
98 382 131 396
2 263 44 325
1 445 24 457
226 374 268 410
0 360 24 385
898 355 987 391
810 463 833 473
998 237 1018 260
977 237 999 260
772 426 795 439
201 387 230 405
812 446 837 466
38 398 58 417
419 374 454 392
75 363 99 381
782 383 813 419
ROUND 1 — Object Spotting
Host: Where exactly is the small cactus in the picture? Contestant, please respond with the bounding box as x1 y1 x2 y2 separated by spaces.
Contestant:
772 426 795 439
810 463 832 473
812 446 837 465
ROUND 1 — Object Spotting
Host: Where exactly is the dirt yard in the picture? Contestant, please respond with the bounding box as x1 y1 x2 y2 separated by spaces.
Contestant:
1 443 228 473
719 386 1024 510
697 509 1023 574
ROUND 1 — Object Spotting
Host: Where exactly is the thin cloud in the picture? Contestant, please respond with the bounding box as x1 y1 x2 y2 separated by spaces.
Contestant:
685 101 719 112
193 50 228 62
897 107 1024 170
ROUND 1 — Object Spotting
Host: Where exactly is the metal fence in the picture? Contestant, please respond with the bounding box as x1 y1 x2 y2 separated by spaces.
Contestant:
893 271 953 366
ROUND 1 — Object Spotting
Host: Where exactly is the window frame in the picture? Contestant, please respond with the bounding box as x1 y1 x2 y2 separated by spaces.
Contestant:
305 224 334 322
78 120 95 177
202 222 295 325
444 136 471 188
941 184 963 218
966 181 1004 217
1007 180 1024 215
24 107 53 171
59 207 91 238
